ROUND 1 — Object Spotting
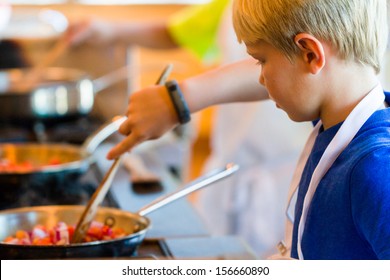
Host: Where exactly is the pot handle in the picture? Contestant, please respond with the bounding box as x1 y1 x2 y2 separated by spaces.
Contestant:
137 163 239 217
81 115 127 154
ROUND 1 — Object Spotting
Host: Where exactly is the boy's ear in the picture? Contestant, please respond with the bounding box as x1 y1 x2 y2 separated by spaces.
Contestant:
294 33 325 74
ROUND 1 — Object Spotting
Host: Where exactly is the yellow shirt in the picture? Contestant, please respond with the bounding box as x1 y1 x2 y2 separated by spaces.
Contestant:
168 0 230 63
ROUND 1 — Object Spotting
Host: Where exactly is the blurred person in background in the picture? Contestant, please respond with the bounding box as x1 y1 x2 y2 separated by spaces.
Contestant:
66 0 311 258
0 1 26 69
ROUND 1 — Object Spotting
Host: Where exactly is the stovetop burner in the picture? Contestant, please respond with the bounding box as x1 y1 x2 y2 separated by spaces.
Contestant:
0 180 95 210
0 127 32 143
0 163 119 211
0 116 104 145
44 117 104 144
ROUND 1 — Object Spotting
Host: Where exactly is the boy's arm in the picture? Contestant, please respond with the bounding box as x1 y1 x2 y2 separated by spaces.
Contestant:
182 58 268 112
67 18 178 49
67 0 228 52
107 58 268 159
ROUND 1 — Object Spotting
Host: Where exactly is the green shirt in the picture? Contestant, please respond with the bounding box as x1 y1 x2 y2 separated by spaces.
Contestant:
168 0 230 63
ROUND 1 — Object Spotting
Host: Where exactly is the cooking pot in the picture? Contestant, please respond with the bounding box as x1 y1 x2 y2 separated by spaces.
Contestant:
0 116 126 185
0 66 130 124
0 163 239 259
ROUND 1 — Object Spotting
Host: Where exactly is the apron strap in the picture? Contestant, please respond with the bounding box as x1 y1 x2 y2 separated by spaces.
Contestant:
279 84 385 259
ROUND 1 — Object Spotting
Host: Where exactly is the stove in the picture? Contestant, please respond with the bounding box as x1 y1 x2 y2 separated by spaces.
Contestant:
0 42 257 259
0 116 117 209
0 126 31 143
0 117 257 260
0 116 104 144
0 163 118 211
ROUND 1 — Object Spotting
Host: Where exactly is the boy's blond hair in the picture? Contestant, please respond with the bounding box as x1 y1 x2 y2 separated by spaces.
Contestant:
233 0 388 73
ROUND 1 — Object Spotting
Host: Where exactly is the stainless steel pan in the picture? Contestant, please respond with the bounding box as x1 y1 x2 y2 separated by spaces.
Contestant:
0 163 239 259
0 116 126 185
0 66 130 123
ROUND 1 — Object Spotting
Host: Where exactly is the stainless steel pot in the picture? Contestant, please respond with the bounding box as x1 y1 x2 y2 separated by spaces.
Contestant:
0 66 130 123
0 163 239 259
0 116 126 185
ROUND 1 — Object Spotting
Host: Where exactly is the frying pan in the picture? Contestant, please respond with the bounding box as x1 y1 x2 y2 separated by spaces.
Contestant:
0 116 126 185
0 66 130 124
0 163 239 259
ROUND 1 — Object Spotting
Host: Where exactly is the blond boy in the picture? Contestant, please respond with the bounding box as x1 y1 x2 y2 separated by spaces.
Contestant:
109 0 390 259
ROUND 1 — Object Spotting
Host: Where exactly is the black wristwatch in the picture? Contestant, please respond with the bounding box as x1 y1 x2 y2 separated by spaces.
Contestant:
165 80 191 124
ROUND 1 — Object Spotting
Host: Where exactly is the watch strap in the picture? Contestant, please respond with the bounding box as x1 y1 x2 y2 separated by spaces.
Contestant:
165 80 191 124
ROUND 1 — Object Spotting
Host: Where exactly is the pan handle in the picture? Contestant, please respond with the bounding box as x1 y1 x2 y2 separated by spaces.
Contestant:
81 115 127 154
136 163 239 217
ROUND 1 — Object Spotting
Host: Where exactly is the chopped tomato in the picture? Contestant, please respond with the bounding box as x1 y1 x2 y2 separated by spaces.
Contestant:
67 225 75 241
33 236 52 245
15 230 29 239
2 221 127 245
0 157 63 173
48 158 61 165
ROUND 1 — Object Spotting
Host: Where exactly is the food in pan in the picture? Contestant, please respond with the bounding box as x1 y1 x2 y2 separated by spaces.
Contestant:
0 159 34 172
2 221 126 245
0 158 62 172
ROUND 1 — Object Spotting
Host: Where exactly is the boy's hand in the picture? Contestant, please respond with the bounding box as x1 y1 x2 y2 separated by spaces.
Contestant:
106 84 179 160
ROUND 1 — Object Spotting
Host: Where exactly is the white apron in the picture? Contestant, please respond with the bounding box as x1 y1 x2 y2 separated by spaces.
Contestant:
276 84 385 259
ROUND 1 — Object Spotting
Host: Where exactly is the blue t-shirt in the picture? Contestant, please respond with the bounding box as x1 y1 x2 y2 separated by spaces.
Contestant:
291 92 390 260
